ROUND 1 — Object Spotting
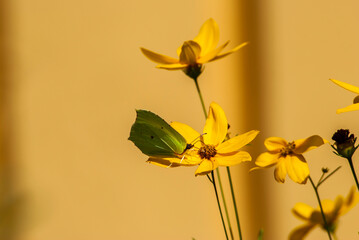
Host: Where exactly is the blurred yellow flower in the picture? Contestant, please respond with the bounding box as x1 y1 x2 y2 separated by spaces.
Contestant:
330 79 359 113
289 186 359 240
140 18 248 77
148 102 259 176
254 136 327 184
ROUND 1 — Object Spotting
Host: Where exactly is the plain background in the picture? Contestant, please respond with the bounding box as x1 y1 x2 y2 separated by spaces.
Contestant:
1 0 359 239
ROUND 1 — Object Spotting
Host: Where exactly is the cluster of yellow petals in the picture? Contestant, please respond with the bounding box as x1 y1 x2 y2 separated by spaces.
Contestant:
254 136 327 184
330 79 359 113
289 186 359 240
140 18 248 70
148 102 259 176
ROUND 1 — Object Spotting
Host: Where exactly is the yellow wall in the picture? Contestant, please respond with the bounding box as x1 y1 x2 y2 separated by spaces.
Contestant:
2 0 359 239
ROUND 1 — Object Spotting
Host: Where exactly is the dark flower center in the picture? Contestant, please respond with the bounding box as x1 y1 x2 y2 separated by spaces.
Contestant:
332 129 354 144
280 141 296 157
198 144 217 160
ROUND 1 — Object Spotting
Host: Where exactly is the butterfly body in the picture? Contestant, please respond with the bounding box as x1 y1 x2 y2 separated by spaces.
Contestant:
129 110 189 158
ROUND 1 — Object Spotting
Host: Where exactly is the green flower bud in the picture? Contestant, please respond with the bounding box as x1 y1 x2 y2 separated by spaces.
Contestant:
332 129 357 159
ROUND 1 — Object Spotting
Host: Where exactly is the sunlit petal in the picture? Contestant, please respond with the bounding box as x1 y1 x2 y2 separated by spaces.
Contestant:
193 18 219 56
285 155 309 184
140 47 179 64
195 159 218 176
217 130 259 153
197 41 229 64
156 63 188 70
203 102 228 146
209 42 248 62
330 79 359 94
264 137 287 152
336 103 359 114
292 202 314 220
179 41 201 65
255 152 280 167
147 157 187 168
274 158 287 183
171 122 201 148
294 135 327 154
215 151 251 166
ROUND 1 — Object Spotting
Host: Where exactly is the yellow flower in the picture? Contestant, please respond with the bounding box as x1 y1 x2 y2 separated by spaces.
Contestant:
148 102 259 176
254 136 327 184
289 186 359 240
140 18 248 77
330 79 359 113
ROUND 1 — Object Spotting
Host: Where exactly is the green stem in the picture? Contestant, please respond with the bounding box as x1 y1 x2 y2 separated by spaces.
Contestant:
216 169 234 240
211 171 229 240
347 157 359 191
308 176 332 240
193 76 233 239
227 167 243 240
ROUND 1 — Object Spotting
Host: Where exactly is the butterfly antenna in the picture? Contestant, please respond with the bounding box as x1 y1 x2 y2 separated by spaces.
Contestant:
167 162 173 168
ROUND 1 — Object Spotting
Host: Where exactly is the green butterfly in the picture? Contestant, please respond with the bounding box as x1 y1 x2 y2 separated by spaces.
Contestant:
129 110 193 158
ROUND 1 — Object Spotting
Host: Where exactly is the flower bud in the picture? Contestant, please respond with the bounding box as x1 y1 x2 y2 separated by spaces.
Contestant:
332 129 357 159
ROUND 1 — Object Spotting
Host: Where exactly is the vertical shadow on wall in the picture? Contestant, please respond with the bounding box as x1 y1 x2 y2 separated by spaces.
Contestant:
236 0 271 238
0 0 23 239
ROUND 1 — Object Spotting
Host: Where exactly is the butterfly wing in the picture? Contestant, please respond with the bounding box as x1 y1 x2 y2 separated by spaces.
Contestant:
128 110 187 158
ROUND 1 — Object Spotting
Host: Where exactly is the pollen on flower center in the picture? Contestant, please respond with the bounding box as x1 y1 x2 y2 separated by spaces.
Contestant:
280 141 296 157
198 144 217 160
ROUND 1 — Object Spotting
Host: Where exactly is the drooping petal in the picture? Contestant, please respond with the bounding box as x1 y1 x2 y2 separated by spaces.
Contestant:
195 159 218 176
285 154 310 184
156 63 188 70
292 202 314 221
171 122 201 148
209 42 249 62
340 186 359 216
336 103 359 114
197 41 229 64
215 151 251 167
330 79 359 94
193 18 219 57
255 152 280 167
203 102 228 146
179 41 201 65
147 157 188 168
274 158 287 183
288 223 317 240
216 130 259 153
294 135 327 154
140 47 179 64
264 137 287 152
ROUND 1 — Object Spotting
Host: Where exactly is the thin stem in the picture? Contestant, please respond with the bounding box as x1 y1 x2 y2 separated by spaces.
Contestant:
211 171 229 240
193 78 207 118
227 167 243 240
317 166 341 188
193 76 233 239
347 157 359 191
308 176 332 240
216 169 234 240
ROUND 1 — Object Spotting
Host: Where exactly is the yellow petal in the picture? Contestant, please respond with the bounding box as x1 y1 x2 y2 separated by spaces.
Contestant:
294 135 327 154
193 18 219 57
197 41 229 64
255 152 280 167
274 158 287 183
217 130 259 153
195 159 218 176
285 155 310 184
170 122 201 148
336 103 359 114
215 151 251 167
340 186 359 216
288 223 316 240
140 47 179 64
147 157 184 168
147 155 201 167
179 41 201 65
209 42 249 62
156 63 188 70
203 102 228 146
264 137 287 152
330 79 359 94
292 202 314 220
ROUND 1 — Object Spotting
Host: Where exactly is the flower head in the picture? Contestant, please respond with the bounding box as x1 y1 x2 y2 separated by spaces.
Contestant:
330 79 359 113
140 18 248 79
254 136 327 184
289 186 359 240
332 129 358 159
148 102 259 176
